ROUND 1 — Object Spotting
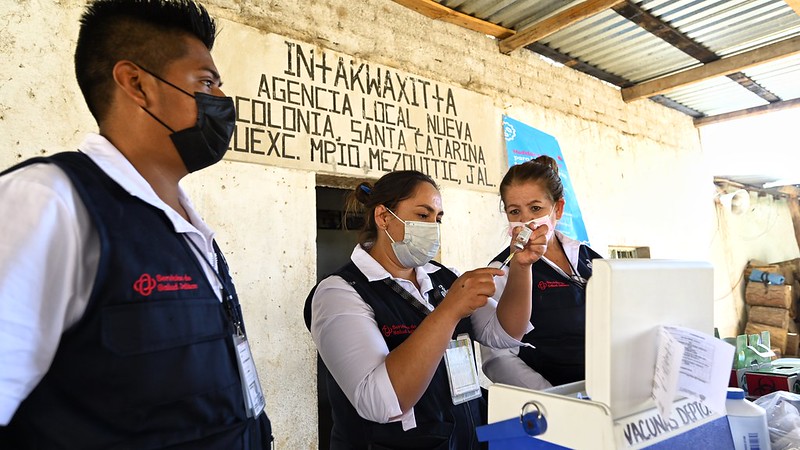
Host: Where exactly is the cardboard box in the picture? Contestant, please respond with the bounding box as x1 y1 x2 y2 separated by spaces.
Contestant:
744 358 800 397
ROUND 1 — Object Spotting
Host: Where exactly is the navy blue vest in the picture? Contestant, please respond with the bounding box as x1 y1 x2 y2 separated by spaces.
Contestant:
0 152 272 449
304 261 485 450
493 242 601 386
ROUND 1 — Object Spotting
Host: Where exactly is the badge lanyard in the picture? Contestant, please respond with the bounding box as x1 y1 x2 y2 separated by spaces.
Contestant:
381 278 446 316
184 236 265 418
381 278 482 405
567 257 587 288
555 236 587 288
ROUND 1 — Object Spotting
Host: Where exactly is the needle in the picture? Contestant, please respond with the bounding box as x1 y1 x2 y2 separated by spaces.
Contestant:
498 251 515 270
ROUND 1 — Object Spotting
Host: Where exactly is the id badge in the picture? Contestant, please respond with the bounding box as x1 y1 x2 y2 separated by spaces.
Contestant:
233 334 266 418
443 333 482 405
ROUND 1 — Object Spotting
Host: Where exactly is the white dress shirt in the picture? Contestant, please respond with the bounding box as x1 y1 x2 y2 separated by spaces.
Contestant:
0 133 223 425
310 245 532 431
480 230 586 390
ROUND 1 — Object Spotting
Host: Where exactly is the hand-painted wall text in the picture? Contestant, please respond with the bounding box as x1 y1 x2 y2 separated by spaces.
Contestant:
215 23 501 191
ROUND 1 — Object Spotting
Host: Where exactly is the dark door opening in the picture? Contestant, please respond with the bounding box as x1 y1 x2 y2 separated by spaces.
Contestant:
314 186 362 449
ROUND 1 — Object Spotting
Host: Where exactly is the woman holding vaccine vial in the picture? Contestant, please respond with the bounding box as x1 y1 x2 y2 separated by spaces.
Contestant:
304 170 545 450
481 155 603 388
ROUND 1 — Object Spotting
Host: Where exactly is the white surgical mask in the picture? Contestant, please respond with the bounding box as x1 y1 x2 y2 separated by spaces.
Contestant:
507 209 556 242
384 208 440 268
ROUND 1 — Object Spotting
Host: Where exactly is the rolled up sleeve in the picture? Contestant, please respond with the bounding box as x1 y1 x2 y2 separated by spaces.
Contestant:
480 345 552 390
470 297 533 349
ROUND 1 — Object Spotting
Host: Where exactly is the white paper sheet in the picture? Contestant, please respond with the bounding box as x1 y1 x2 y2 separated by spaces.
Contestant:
652 325 735 418
652 327 685 420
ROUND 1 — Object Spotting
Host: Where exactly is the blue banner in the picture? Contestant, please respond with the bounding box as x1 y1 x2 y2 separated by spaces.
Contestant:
503 115 589 244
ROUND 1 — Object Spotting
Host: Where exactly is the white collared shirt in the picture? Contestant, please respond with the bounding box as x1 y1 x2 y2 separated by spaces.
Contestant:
0 133 221 425
480 230 586 390
310 245 530 431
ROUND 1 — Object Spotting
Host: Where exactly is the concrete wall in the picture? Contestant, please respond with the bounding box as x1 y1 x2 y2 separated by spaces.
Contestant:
3 0 796 448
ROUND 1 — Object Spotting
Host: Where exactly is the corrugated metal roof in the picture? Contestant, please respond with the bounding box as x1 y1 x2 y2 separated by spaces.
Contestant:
667 77 769 115
430 0 800 120
746 52 800 99
644 0 800 56
539 9 701 83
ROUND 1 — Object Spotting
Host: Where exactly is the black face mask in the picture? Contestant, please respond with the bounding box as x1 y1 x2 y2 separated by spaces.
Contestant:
137 65 235 173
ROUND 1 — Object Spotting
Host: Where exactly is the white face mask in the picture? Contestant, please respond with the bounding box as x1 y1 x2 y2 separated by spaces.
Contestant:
507 209 556 242
384 208 440 268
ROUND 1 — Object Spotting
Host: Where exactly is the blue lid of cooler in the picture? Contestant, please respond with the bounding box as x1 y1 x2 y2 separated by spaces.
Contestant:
727 387 745 399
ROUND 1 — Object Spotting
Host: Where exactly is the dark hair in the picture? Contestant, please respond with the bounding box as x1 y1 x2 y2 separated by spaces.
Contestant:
499 155 564 203
75 0 216 122
345 171 439 245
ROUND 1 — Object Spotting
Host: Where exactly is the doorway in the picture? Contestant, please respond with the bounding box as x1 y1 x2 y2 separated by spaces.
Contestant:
314 186 362 449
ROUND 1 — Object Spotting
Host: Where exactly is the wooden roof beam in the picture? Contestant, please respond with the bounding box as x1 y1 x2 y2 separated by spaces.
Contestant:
391 0 515 39
525 42 632 87
693 97 800 127
787 0 800 17
612 1 718 63
649 95 703 118
613 1 782 104
392 0 642 95
622 35 800 102
499 0 625 54
726 72 781 103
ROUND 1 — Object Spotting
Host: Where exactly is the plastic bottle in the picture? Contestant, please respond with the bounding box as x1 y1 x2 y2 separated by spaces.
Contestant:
726 387 772 450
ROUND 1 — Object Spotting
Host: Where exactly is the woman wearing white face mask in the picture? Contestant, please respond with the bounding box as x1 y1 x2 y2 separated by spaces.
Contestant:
304 170 542 450
481 155 603 389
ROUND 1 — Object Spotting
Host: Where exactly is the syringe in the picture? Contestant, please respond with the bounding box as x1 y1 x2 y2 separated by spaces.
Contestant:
499 225 533 270
498 252 515 270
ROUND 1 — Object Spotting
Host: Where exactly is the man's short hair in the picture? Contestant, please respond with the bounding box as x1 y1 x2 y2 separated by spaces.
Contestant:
75 0 216 122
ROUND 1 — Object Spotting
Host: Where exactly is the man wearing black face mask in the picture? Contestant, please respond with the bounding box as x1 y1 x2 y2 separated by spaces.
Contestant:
0 1 273 448
135 63 236 173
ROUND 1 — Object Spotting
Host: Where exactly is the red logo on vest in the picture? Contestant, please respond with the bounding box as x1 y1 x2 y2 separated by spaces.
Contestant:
537 280 570 291
133 274 156 296
382 324 417 337
133 273 199 297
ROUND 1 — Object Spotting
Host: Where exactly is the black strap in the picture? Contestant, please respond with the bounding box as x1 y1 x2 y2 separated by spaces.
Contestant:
304 260 455 330
380 278 447 317
555 236 587 289
566 255 587 288
184 236 245 336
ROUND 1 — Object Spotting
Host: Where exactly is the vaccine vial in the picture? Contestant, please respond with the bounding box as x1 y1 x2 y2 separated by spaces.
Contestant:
513 226 533 250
